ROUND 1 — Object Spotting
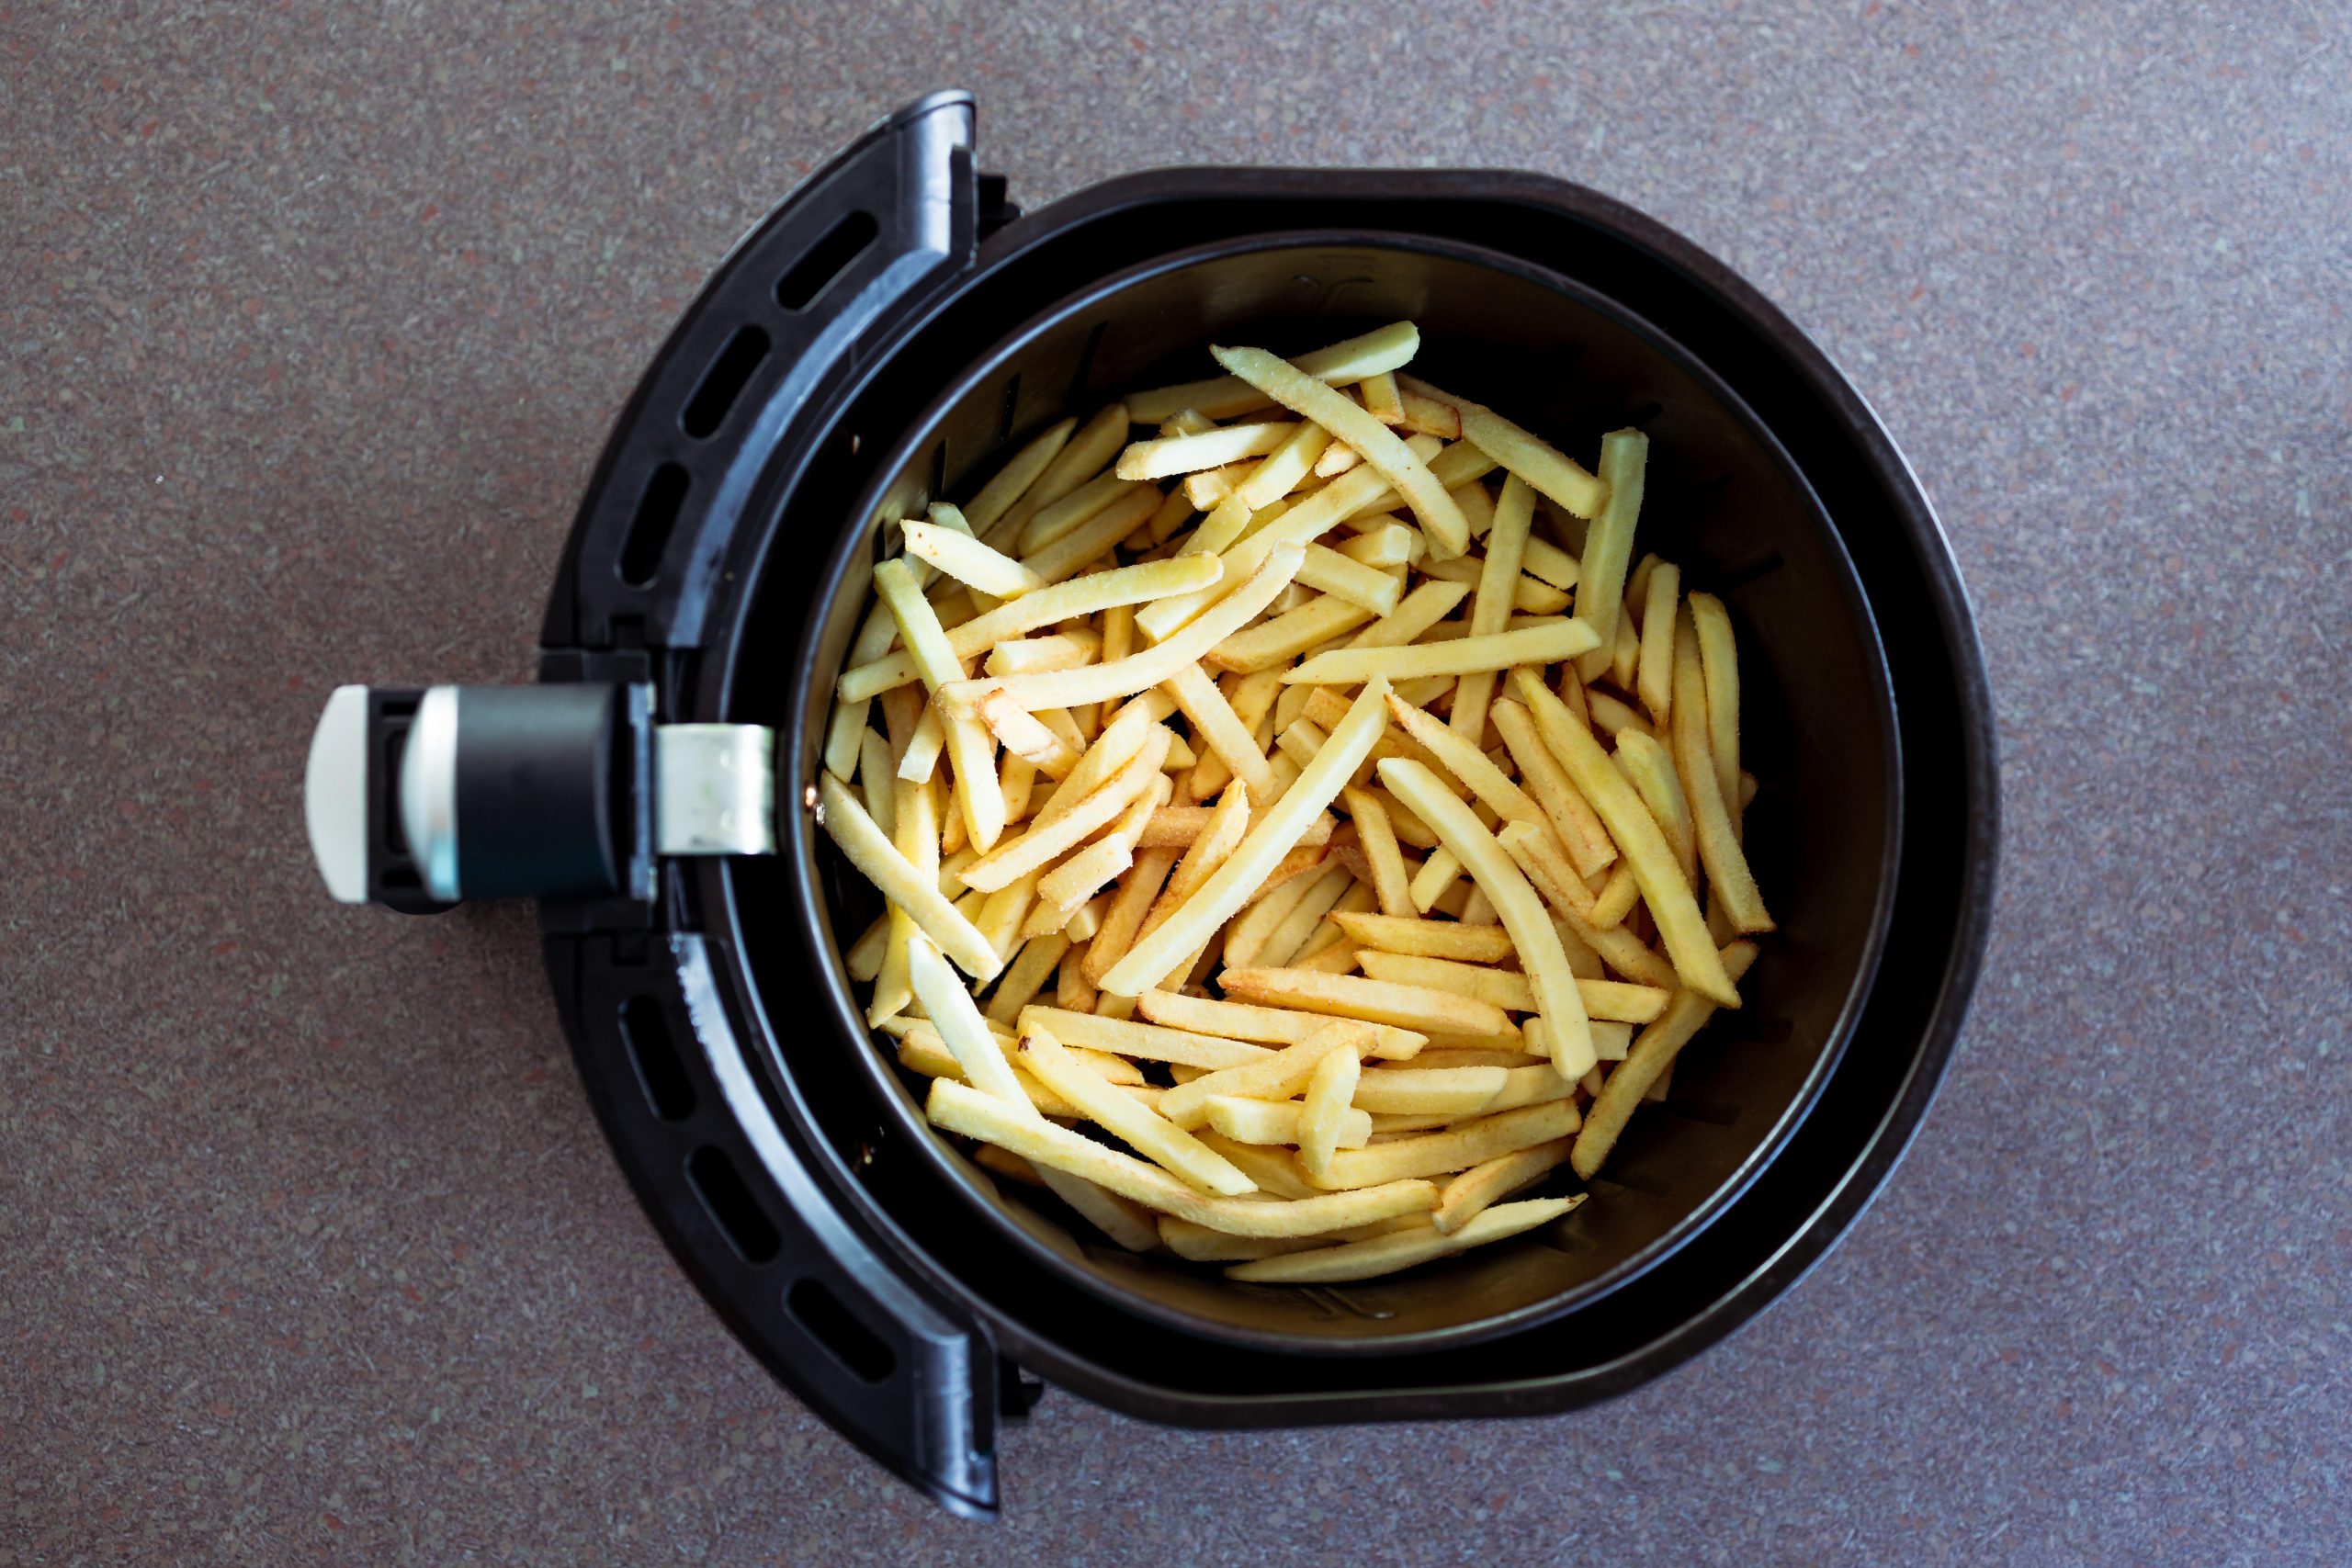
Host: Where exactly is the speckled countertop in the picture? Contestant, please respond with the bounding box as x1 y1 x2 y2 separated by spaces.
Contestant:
4 3 2346 1563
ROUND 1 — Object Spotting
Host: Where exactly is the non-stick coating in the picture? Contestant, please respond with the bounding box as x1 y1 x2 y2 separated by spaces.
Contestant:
776 235 1897 1352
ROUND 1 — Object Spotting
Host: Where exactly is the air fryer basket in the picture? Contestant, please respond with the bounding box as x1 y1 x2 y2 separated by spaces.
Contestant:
763 235 1898 1351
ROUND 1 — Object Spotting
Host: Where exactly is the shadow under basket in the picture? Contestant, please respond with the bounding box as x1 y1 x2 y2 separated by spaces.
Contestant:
766 236 1900 1354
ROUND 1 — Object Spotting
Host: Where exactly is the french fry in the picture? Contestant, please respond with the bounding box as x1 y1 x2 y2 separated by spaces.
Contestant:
1234 419 1335 511
1306 1099 1581 1190
958 726 1170 894
1360 369 1405 423
989 402 1127 547
1588 860 1641 931
1490 697 1617 876
1139 805 1330 852
1116 420 1295 480
1209 592 1378 674
1100 677 1394 997
1018 1021 1255 1196
1570 942 1759 1178
985 933 1070 1025
984 631 1102 678
871 558 1008 852
1520 535 1580 591
1210 344 1471 556
1297 1043 1361 1178
1193 1130 1321 1199
1079 847 1175 985
1203 1094 1374 1150
1161 663 1276 797
1034 1166 1161 1252
1375 757 1597 1077
1340 786 1417 919
908 935 1035 1114
841 554 1222 702
1353 951 1667 1023
1021 1005 1272 1070
1665 657 1769 938
1218 966 1514 1040
1508 667 1737 1007
963 417 1076 532
1227 1195 1575 1281
1327 908 1516 961
1223 858 1337 969
1572 428 1646 682
1156 1019 1371 1131
961 545 1305 716
1403 376 1608 519
1284 620 1598 686
1336 521 1418 569
1689 591 1742 829
1295 543 1406 615
1635 558 1679 723
1345 578 1470 649
1351 1065 1509 1116
1612 729 1696 883
1396 383 1462 439
1451 473 1535 741
1382 691 1551 836
1126 321 1421 423
1136 990 1427 1059
843 912 890 982
818 773 1000 980
925 1078 1438 1235
1433 1145 1575 1235
903 518 1046 600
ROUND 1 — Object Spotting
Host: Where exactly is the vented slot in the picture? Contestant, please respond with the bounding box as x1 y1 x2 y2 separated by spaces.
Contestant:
1067 320 1107 403
681 325 771 439
618 463 690 587
618 996 695 1122
686 1145 780 1264
776 209 877 310
996 373 1022 442
786 1278 895 1383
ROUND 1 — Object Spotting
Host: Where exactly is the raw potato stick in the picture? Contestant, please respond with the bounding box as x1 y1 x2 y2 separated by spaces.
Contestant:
1099 678 1394 997
1571 942 1759 1178
1208 344 1471 555
816 773 1000 980
1226 1196 1577 1282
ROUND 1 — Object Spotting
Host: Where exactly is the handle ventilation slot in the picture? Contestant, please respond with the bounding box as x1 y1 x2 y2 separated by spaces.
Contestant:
786 1279 897 1383
681 325 772 439
776 209 878 310
686 1145 781 1264
618 996 696 1122
618 463 691 587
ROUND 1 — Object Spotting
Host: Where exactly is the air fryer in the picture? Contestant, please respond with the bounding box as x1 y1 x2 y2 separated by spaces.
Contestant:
300 92 1997 1517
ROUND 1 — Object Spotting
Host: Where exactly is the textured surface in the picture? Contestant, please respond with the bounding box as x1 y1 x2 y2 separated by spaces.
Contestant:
4 2 2347 1562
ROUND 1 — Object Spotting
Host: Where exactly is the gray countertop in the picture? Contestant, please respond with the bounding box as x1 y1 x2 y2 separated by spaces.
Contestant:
4 3 2346 1562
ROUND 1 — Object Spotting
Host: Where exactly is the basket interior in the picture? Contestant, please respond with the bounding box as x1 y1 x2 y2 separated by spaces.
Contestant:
752 238 1896 1349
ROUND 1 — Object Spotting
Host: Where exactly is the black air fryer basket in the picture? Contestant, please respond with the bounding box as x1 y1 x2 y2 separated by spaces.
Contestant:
302 93 1997 1517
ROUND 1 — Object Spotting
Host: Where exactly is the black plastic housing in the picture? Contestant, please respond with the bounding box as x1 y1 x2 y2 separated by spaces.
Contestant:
517 93 1996 1515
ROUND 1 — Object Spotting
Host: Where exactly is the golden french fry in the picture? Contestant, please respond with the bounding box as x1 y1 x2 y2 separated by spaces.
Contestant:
1034 1166 1161 1252
926 1077 1437 1235
1018 1021 1255 1196
1360 370 1405 423
1127 321 1421 423
1218 965 1513 1039
1234 420 1335 511
1671 610 1773 933
1340 787 1417 919
1161 663 1276 797
1490 697 1616 876
840 554 1222 702
1307 1099 1581 1190
957 726 1170 894
1351 1065 1509 1115
1225 1195 1575 1282
818 773 1000 980
1689 591 1742 829
907 935 1035 1113
1374 756 1597 1077
1193 1130 1321 1199
903 518 1046 600
1353 951 1667 1023
1611 729 1696 883
1570 942 1758 1178
988 403 1127 547
1080 847 1175 984
843 911 890 982
1294 543 1405 615
1635 558 1679 723
1572 428 1646 682
1136 990 1426 1059
1210 592 1378 674
1508 667 1738 1007
1451 472 1534 740
1326 908 1514 961
1202 1094 1374 1149
1433 1145 1576 1235
1019 1005 1270 1070
1284 620 1598 686
1115 420 1295 480
1296 1043 1361 1178
1138 805 1329 852
1099 677 1393 997
1210 344 1471 555
963 417 1077 532
1155 1019 1371 1131
984 933 1070 1025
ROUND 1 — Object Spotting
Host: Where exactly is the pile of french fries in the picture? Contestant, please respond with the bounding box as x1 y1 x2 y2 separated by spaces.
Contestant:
817 321 1773 1285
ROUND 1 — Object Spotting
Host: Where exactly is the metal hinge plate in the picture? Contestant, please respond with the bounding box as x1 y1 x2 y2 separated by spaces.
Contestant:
655 725 776 856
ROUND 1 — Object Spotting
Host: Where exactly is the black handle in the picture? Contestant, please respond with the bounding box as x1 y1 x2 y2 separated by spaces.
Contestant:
304 682 655 912
551 933 1003 1517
